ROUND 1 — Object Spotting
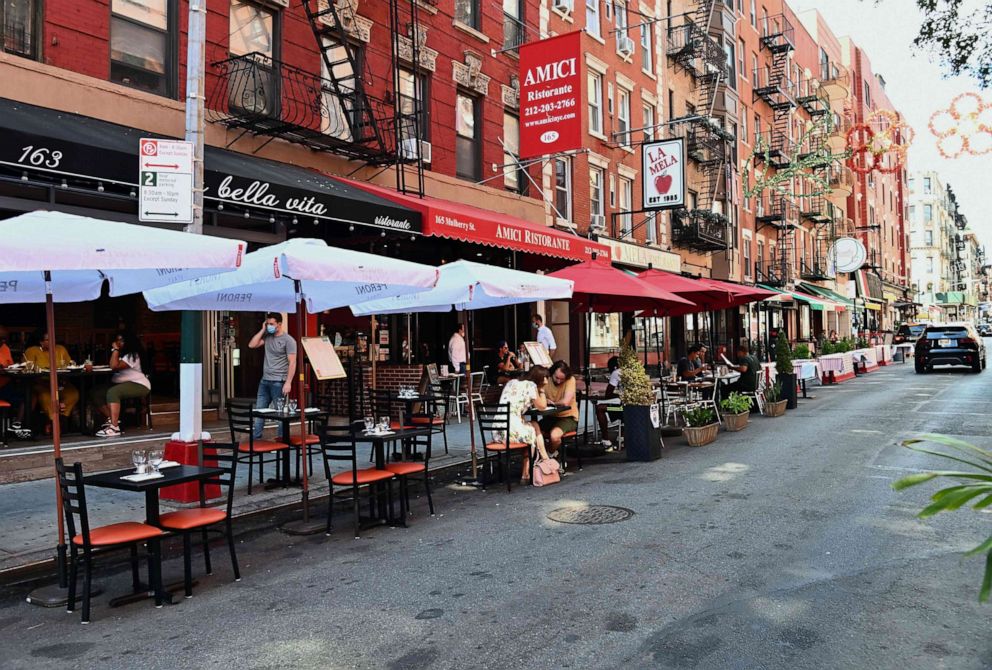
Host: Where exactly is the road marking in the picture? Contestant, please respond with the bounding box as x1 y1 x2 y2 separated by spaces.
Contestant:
851 429 885 434
917 410 992 416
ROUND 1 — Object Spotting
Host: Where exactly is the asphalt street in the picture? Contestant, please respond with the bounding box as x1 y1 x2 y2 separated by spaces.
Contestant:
1 360 990 669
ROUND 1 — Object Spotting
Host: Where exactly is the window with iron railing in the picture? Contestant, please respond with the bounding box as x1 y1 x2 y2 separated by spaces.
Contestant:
3 0 39 59
502 0 524 52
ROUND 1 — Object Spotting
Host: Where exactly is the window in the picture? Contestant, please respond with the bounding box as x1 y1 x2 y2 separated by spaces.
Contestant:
503 112 523 192
642 103 655 141
751 52 758 83
554 157 572 222
588 72 603 136
456 92 481 180
646 212 657 244
3 0 40 58
398 68 429 142
615 2 629 52
743 237 752 276
586 0 601 37
590 167 604 224
819 48 830 81
863 80 871 108
641 22 653 73
230 0 274 57
754 112 761 146
455 0 479 30
619 177 633 237
617 87 631 147
924 204 933 222
111 0 174 96
503 0 524 51
924 177 932 193
927 256 934 273
757 240 765 271
749 0 756 26
738 39 746 79
320 37 361 140
724 40 736 90
908 204 915 220
740 105 748 145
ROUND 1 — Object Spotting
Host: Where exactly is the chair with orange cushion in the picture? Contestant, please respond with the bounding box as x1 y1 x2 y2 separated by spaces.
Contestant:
227 398 288 495
559 430 581 472
476 402 532 492
368 388 411 461
385 402 436 517
320 418 396 538
55 458 165 624
156 444 239 599
408 383 449 455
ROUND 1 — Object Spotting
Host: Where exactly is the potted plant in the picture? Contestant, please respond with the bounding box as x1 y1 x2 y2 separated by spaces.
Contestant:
793 343 811 360
763 381 787 417
720 392 752 432
775 331 798 410
619 345 663 461
683 407 719 446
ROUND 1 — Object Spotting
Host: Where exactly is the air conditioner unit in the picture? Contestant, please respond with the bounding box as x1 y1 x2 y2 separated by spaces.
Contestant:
617 36 635 57
553 0 573 13
590 214 606 230
400 138 432 164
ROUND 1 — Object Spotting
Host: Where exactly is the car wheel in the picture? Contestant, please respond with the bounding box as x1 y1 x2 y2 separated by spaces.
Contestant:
915 362 926 374
983 357 987 370
973 360 982 373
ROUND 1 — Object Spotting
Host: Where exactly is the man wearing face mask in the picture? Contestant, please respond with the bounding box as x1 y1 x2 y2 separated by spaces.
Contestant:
532 314 557 359
248 313 296 439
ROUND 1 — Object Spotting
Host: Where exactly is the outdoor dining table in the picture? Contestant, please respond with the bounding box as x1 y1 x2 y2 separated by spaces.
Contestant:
83 464 224 606
353 426 431 528
252 407 328 489
0 365 115 434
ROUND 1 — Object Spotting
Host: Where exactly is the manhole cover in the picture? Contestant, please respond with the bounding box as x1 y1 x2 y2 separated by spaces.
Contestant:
547 505 635 525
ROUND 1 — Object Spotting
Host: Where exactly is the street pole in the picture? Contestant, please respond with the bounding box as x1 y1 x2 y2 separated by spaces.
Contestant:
180 0 206 443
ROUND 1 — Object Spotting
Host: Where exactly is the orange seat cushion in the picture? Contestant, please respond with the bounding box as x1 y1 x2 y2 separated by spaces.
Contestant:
238 440 288 453
384 462 426 476
410 416 444 426
158 508 227 530
331 468 395 486
73 522 163 546
485 441 529 452
287 434 321 446
389 421 413 430
562 431 577 438
0 400 10 408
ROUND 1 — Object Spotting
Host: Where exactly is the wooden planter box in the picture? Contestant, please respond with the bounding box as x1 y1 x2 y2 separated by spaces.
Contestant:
683 422 719 447
722 411 749 432
765 400 787 417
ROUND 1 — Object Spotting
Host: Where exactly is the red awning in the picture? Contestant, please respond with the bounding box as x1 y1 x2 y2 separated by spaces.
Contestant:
332 176 611 263
637 269 735 314
695 278 779 307
548 259 695 313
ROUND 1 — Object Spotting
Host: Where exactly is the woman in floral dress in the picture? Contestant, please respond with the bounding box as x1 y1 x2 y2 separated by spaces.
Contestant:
497 365 551 481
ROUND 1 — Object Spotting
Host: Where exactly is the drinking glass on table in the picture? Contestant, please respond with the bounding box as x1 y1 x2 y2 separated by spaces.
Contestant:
378 416 390 433
131 449 148 475
273 396 285 414
364 416 375 433
147 448 164 473
288 399 298 414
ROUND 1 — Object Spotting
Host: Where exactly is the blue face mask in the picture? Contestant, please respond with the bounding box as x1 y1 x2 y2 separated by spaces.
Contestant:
266 324 277 335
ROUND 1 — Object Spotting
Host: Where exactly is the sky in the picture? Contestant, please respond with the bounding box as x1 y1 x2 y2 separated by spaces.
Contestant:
787 0 991 245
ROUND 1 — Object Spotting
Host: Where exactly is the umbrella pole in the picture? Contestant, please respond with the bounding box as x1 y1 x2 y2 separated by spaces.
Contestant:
458 310 483 488
282 283 323 535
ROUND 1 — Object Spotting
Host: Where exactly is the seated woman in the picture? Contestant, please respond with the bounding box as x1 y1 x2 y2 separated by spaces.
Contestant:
90 332 151 438
24 331 78 432
496 365 552 482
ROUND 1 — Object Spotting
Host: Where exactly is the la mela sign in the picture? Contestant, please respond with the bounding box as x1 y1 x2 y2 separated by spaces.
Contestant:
642 138 686 211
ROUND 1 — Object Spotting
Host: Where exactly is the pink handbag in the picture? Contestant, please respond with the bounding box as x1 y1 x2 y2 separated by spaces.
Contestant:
532 458 561 487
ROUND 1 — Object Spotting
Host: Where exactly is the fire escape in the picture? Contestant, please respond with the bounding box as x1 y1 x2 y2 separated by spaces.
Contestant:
798 79 832 280
752 13 796 287
207 1 427 195
666 0 732 252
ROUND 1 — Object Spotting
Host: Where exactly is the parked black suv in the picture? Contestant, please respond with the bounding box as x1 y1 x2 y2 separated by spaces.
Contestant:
893 323 926 345
915 323 987 373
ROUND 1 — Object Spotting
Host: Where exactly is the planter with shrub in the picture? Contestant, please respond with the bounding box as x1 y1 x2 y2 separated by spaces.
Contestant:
763 381 787 417
720 392 752 432
619 345 663 461
683 407 719 446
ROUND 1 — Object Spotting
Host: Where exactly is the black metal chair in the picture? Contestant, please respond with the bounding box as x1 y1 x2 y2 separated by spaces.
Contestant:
227 398 288 495
320 417 396 538
55 458 165 623
476 402 532 492
155 444 240 598
385 406 436 517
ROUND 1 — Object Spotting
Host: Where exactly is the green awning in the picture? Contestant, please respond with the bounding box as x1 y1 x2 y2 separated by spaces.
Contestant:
797 282 855 309
757 284 836 311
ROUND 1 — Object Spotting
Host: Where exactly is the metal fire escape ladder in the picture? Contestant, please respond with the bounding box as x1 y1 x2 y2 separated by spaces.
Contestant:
301 0 394 163
389 0 426 196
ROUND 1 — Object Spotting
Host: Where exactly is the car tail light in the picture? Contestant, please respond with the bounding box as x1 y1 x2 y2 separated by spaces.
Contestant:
960 337 976 345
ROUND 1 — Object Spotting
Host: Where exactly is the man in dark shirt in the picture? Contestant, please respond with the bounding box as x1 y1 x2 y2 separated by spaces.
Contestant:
493 339 521 384
722 342 760 395
676 344 708 380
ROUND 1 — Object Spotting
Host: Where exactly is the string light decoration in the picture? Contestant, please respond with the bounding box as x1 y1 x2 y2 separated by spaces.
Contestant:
845 109 913 174
742 113 849 200
929 92 992 159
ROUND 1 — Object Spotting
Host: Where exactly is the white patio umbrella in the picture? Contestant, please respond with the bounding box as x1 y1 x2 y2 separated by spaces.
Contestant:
0 210 246 602
144 238 439 533
352 260 575 482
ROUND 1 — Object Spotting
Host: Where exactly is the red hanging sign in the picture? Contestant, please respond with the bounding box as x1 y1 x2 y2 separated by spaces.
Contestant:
518 31 583 159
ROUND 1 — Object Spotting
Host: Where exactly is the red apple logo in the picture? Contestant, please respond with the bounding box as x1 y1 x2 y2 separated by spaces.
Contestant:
655 174 673 194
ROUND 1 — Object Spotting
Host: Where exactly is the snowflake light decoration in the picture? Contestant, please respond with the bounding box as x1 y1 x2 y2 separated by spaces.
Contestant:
929 93 992 159
845 110 913 175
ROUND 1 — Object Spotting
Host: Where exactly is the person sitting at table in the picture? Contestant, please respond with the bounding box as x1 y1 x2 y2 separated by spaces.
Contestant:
677 344 708 380
494 339 521 384
24 331 78 432
595 356 622 451
721 342 760 400
0 326 29 438
89 332 151 438
496 365 552 483
541 361 579 459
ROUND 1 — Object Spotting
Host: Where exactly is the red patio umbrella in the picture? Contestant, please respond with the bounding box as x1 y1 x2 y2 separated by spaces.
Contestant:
695 277 779 308
548 259 696 314
637 269 736 316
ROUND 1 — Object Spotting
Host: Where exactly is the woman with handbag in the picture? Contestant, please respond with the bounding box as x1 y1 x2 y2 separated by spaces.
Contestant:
496 365 554 484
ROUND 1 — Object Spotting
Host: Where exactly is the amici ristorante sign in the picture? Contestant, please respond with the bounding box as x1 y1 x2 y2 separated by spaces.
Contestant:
518 31 583 159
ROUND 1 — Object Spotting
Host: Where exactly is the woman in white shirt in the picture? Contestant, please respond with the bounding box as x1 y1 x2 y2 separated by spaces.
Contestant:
91 332 151 438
